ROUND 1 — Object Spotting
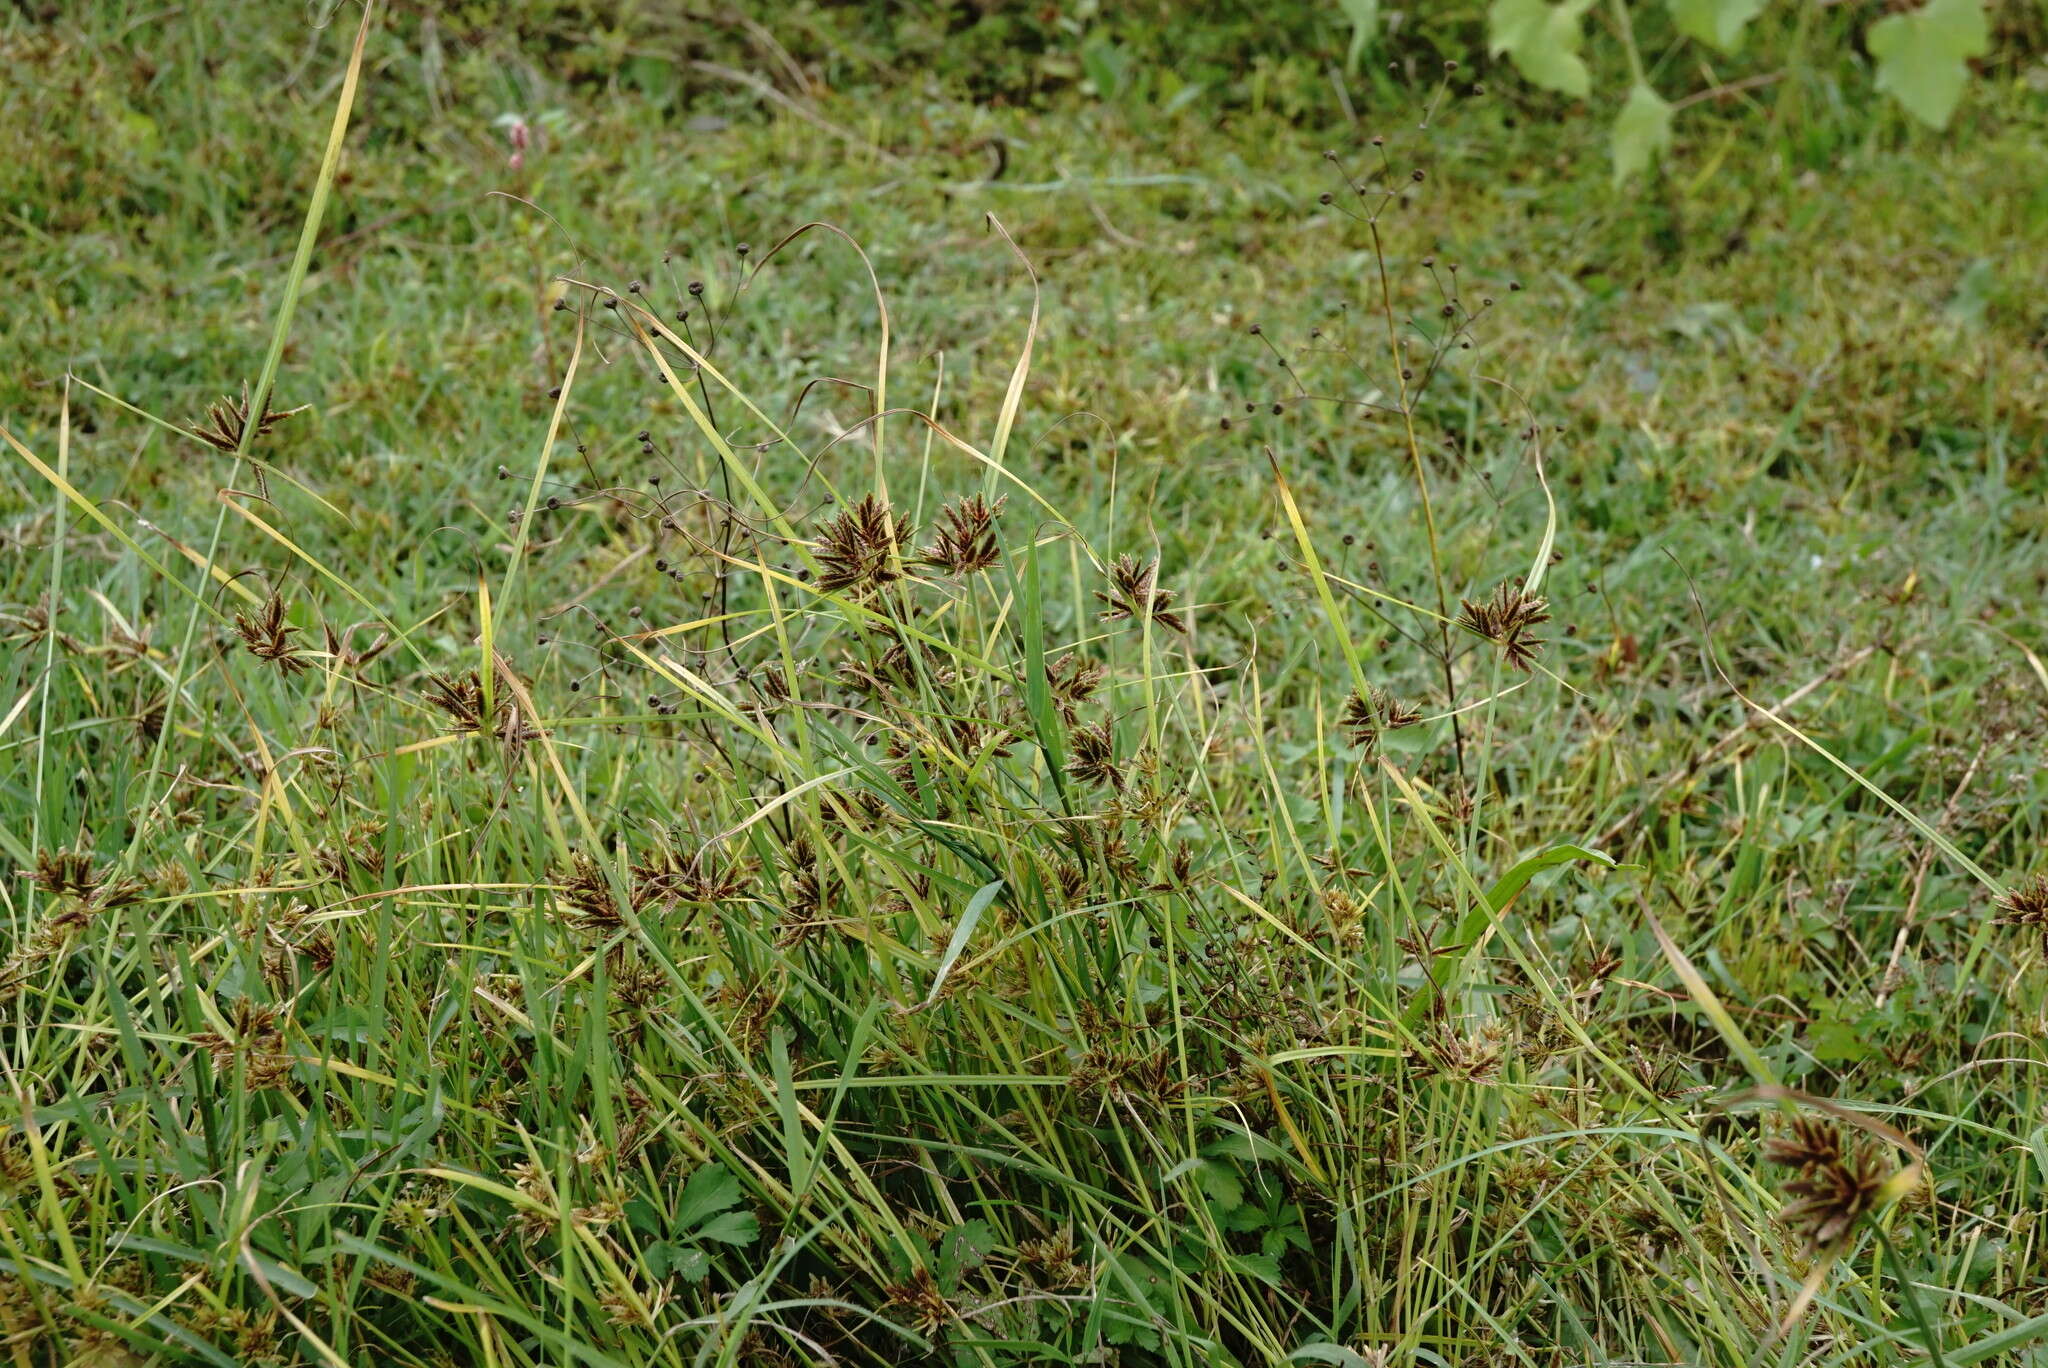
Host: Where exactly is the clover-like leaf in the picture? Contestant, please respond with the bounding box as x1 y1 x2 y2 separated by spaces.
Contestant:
1667 0 1765 54
1867 0 1989 129
1488 0 1599 98
1611 82 1675 185
673 1163 744 1232
694 1210 760 1246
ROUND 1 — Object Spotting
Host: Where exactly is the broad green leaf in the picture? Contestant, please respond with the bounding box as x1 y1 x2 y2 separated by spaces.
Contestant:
694 1210 760 1246
1867 0 1989 129
1611 82 1675 184
1339 0 1380 74
641 1240 675 1278
1193 1157 1244 1210
1667 0 1765 53
674 1163 744 1232
1291 1347 1385 1368
936 1220 997 1290
1488 0 1599 98
1228 1251 1284 1286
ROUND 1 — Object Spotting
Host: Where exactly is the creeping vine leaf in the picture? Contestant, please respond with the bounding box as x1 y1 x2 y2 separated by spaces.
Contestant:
1667 0 1765 54
1488 0 1600 98
1611 82 1675 185
1867 0 1989 129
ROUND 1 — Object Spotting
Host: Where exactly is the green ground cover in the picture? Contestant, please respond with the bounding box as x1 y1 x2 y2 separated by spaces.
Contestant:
3 4 2047 1364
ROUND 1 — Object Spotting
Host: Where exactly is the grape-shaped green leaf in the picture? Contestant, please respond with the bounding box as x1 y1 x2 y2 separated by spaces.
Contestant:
1488 0 1600 99
1611 83 1675 185
1667 0 1765 54
1867 0 1989 129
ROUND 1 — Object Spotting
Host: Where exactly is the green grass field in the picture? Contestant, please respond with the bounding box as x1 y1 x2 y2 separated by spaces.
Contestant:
4 4 2047 1365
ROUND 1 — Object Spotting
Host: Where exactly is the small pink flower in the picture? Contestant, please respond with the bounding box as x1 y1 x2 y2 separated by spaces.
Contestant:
506 118 530 171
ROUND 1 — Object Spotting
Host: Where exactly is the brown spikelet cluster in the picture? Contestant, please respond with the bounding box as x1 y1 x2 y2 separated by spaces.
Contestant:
1043 652 1106 724
6 852 146 996
629 845 757 912
19 850 144 917
1457 582 1551 672
814 493 911 597
1065 719 1123 790
879 1267 952 1336
325 622 394 677
191 1000 295 1091
557 854 624 931
1765 1116 1891 1252
1994 872 2048 954
191 382 311 455
836 635 956 697
422 672 489 732
233 591 308 675
1016 1230 1091 1290
1095 553 1186 634
423 669 542 752
920 493 1006 576
23 849 102 900
1340 685 1422 753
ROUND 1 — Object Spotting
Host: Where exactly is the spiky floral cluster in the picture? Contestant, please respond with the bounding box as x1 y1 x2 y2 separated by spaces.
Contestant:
1095 553 1185 634
190 381 310 454
1340 685 1422 754
557 854 624 931
1457 581 1551 672
1044 652 1106 724
1764 1116 1891 1253
423 668 542 752
1994 872 2048 954
920 493 1005 576
233 591 308 675
814 493 911 597
1065 719 1122 790
191 999 296 1091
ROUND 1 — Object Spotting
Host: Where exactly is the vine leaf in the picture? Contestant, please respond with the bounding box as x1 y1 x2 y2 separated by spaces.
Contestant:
1487 0 1599 99
1340 0 1380 75
1867 0 1989 129
1667 0 1765 54
1611 82 1675 185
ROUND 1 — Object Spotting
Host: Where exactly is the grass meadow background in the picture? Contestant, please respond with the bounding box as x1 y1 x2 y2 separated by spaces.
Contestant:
3 3 2047 1365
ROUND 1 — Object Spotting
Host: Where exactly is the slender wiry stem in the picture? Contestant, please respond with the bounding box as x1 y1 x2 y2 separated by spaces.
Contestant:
1367 217 1465 779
